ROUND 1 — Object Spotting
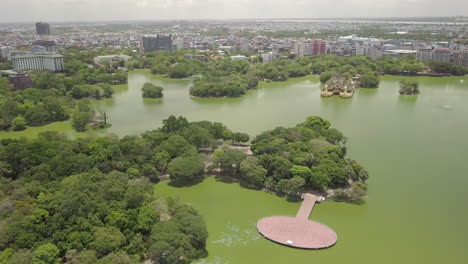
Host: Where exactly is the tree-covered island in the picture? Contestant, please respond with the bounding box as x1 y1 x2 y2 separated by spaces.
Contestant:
141 83 164 98
399 79 420 95
0 114 367 263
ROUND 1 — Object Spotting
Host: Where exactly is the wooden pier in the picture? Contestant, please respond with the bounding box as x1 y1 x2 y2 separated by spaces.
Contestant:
256 193 337 249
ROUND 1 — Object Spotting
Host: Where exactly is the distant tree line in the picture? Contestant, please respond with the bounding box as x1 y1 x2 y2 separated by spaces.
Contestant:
132 51 467 97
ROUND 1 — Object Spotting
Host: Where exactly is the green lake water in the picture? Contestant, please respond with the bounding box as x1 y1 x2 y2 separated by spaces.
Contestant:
2 70 468 263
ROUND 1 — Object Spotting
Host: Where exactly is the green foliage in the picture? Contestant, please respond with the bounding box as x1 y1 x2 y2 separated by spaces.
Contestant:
71 110 93 132
64 249 98 264
399 79 420 95
427 60 468 75
232 132 250 144
290 165 312 181
148 199 208 264
359 73 380 88
161 115 189 133
167 155 204 181
167 63 191 78
5 249 33 264
141 83 163 98
96 252 138 264
301 116 331 131
159 135 197 158
213 149 247 175
11 116 26 131
90 227 126 257
0 118 219 262
32 243 61 264
287 63 309 77
181 124 213 148
0 77 12 91
69 83 114 100
251 116 368 195
320 72 333 83
190 74 253 98
239 157 267 189
153 151 171 171
276 177 306 197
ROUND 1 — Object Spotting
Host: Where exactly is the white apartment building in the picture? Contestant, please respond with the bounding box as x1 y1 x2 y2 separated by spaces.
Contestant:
12 54 64 72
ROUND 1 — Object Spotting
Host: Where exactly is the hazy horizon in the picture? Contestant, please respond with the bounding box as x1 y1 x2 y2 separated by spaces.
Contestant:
1 0 467 23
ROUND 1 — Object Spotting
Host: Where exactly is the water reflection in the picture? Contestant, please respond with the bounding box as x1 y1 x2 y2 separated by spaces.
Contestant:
142 97 164 106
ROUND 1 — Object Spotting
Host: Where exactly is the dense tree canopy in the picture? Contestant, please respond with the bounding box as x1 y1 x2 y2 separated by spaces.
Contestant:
0 116 246 263
141 83 164 98
399 79 420 95
203 115 369 200
0 71 116 132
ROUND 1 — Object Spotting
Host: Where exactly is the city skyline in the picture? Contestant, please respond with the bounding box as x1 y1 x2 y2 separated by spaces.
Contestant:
1 0 467 23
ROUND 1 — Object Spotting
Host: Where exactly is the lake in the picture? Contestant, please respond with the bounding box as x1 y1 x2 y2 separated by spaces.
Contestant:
1 70 467 263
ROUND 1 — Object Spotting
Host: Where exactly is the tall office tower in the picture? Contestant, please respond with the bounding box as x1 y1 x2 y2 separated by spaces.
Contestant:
35 22 51 35
142 35 173 53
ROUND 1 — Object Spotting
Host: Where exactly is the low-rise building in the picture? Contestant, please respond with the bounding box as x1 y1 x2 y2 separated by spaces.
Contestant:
230 54 247 60
93 54 132 65
383 49 417 58
12 53 64 72
261 52 278 62
184 54 208 62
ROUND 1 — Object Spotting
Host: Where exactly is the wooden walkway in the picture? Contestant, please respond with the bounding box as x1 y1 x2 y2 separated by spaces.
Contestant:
296 194 319 220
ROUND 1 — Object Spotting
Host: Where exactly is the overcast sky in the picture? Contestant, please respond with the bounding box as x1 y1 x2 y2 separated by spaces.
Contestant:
1 0 467 22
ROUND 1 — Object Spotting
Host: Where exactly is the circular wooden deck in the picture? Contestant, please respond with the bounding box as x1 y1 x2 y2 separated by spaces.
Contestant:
257 216 337 249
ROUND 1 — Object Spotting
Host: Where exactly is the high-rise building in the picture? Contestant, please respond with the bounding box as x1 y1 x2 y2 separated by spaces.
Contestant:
142 35 173 53
314 40 326 55
35 22 51 35
293 41 306 57
416 47 433 61
432 48 452 63
12 54 64 72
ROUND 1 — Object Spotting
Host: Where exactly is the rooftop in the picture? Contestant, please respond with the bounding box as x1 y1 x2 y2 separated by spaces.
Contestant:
11 53 63 58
